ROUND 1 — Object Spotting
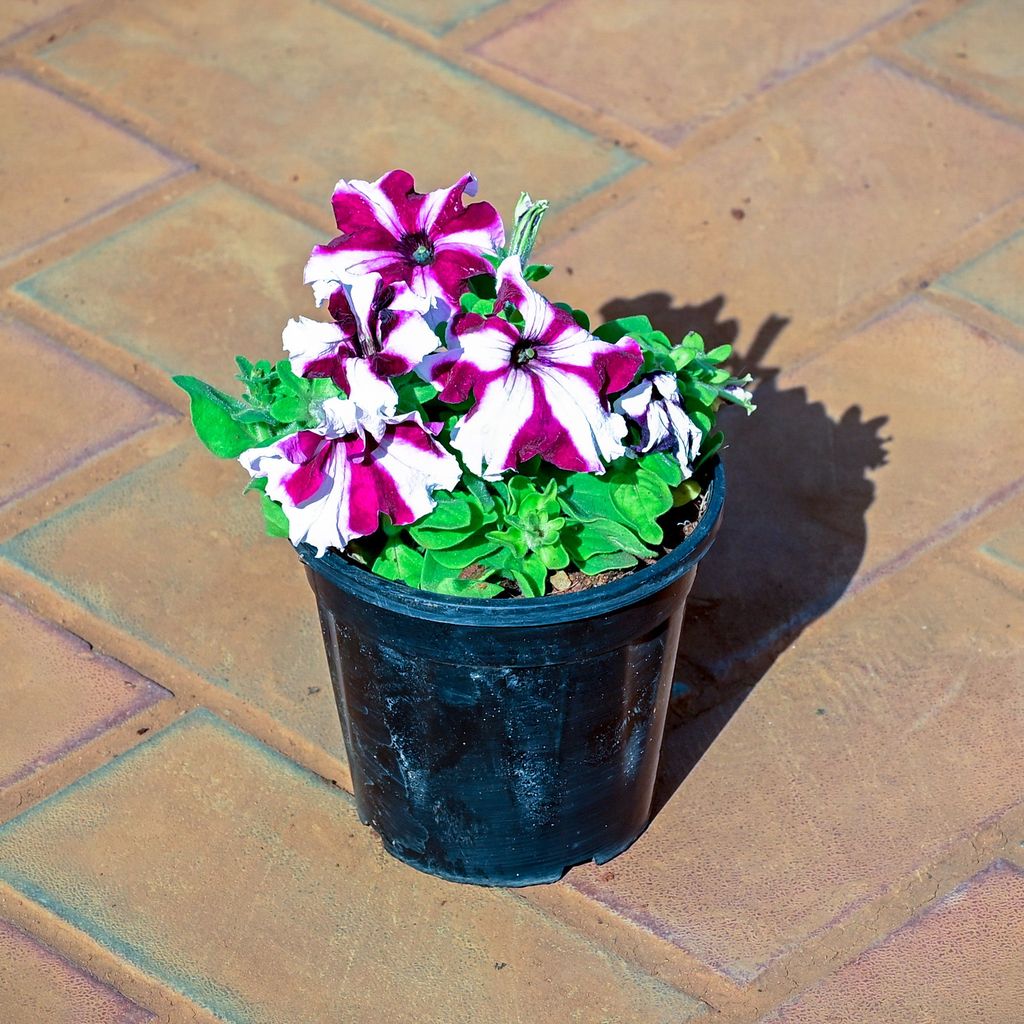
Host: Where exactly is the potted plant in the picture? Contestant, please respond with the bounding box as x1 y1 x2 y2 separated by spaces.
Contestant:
175 170 754 886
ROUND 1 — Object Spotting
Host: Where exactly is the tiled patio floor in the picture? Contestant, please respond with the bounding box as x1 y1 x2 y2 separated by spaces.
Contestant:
0 1 1022 1021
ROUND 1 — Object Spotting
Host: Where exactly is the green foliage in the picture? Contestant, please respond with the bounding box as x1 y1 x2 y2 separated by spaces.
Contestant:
173 359 345 460
363 446 706 597
593 316 755 471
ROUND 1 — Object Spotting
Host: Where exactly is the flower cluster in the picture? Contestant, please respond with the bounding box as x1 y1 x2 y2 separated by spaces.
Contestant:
175 170 754 597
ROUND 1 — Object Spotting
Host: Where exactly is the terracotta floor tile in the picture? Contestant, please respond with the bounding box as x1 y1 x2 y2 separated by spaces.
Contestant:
760 862 1024 1022
38 0 636 211
0 711 706 1024
0 0 76 41
784 299 1024 576
0 74 181 262
933 229 1024 333
1 445 341 756
903 0 1024 113
676 299 1024 680
16 183 323 391
476 0 910 142
563 554 1024 981
0 318 165 509
0 918 153 1024
365 0 505 34
0 595 169 789
538 60 1024 366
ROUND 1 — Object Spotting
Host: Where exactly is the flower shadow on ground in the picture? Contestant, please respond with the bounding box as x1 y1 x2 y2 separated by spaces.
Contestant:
600 293 890 814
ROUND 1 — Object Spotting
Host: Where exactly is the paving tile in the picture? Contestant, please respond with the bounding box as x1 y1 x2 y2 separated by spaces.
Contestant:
39 0 636 211
677 299 1024 678
903 0 1024 113
477 0 910 142
955 491 1024 592
784 300 1024 575
0 0 76 41
1 445 341 756
565 554 1024 982
0 74 181 262
760 862 1024 1023
0 595 169 789
0 319 165 509
365 0 505 34
16 184 323 391
934 229 1024 332
539 60 1024 365
0 918 153 1024
0 711 706 1024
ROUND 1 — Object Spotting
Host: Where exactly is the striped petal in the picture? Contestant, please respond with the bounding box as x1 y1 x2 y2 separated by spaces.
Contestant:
306 169 504 308
239 402 461 556
615 373 703 478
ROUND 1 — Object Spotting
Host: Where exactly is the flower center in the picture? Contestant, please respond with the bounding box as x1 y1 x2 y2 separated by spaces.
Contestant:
511 341 538 367
400 232 435 266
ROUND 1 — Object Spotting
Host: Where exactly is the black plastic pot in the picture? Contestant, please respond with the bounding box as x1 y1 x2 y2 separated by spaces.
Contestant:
300 459 725 886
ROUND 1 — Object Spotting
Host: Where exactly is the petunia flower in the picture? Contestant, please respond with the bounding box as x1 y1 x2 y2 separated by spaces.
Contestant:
422 256 642 478
304 169 504 311
614 372 703 479
283 273 439 425
239 398 461 557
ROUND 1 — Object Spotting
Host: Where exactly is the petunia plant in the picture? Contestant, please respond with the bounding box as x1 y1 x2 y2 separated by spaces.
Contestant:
175 170 754 598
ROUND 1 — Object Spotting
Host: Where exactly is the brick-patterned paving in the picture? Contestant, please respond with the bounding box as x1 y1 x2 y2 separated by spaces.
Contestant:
0 1 1021 1020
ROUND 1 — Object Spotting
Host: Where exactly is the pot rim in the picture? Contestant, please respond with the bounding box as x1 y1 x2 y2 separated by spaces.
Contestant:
299 457 725 627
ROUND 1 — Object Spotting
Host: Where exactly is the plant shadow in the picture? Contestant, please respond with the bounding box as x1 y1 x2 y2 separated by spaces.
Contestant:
600 292 889 815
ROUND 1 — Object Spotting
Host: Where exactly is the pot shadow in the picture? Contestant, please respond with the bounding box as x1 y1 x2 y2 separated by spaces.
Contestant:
600 293 889 815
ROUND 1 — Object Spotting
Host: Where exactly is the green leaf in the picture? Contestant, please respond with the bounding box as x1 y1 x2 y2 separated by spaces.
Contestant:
235 355 254 377
260 494 289 538
695 431 725 469
243 475 268 494
668 346 696 372
538 542 569 570
460 292 495 316
564 521 621 562
559 472 626 525
373 542 424 586
420 550 503 597
571 308 590 331
309 376 343 399
593 316 652 344
639 451 683 488
690 409 712 435
512 552 548 598
463 474 496 514
439 576 505 598
587 517 657 557
486 525 528 559
685 381 719 407
269 394 306 423
234 408 275 425
275 359 309 397
578 551 638 575
609 462 672 543
673 479 702 506
523 263 553 281
173 375 255 458
428 534 502 570
705 344 732 363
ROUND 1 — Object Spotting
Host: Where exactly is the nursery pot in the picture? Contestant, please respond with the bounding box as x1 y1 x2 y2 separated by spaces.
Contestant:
300 459 725 886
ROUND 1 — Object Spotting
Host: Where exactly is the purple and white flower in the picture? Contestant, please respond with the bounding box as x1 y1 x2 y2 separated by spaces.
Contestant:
239 398 461 556
614 372 704 479
423 256 642 478
284 273 439 423
304 169 504 311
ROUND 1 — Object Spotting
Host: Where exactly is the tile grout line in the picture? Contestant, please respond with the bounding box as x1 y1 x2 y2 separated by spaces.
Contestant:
0 879 222 1024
